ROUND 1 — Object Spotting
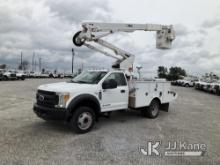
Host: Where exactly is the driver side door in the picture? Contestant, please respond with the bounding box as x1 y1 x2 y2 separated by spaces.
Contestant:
101 72 128 112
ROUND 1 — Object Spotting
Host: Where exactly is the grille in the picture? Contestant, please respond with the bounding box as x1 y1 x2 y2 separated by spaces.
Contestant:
11 74 16 77
36 90 59 108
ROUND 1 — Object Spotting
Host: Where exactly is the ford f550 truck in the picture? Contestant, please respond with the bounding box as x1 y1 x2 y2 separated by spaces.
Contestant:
34 70 177 133
34 22 177 133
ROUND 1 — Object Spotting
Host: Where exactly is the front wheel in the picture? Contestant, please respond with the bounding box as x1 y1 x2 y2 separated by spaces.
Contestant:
141 99 160 119
70 106 95 134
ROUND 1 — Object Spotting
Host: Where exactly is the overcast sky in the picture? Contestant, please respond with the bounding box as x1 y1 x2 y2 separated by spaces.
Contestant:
0 0 220 76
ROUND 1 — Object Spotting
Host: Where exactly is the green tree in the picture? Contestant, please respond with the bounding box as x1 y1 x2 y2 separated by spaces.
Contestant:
0 64 6 69
157 66 168 78
167 66 186 81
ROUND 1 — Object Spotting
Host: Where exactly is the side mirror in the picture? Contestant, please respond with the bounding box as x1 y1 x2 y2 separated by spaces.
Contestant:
102 79 117 89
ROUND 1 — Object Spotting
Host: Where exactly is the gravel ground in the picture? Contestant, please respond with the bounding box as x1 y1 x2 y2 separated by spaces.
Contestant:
0 79 219 165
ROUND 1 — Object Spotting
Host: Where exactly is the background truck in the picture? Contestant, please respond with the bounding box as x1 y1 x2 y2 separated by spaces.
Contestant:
0 69 17 81
15 70 26 80
174 77 198 87
34 22 177 133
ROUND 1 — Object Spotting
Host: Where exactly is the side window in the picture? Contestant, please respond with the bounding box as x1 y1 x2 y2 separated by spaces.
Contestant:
104 73 127 86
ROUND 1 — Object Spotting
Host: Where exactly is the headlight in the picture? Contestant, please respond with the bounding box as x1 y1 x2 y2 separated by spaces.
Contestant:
56 92 70 108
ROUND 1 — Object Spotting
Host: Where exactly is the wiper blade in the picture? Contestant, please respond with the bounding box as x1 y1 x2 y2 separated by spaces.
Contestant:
70 80 88 83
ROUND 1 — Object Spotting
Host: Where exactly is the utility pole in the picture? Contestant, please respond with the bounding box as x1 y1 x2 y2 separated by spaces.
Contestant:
32 52 35 72
39 57 42 72
72 48 75 74
34 60 36 71
20 51 23 70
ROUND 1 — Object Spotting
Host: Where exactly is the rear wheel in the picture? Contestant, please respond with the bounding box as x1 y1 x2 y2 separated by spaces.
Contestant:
2 76 8 81
141 99 160 119
70 106 95 134
185 83 189 87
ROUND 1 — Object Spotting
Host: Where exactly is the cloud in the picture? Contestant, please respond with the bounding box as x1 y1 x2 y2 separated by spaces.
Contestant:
0 0 220 76
202 18 220 28
0 0 113 72
46 0 112 23
174 24 190 36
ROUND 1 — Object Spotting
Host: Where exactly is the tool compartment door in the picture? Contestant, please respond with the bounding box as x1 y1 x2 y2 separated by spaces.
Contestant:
129 81 151 108
129 81 168 108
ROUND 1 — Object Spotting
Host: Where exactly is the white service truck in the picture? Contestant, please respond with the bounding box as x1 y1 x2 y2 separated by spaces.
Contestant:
0 69 17 81
33 22 177 133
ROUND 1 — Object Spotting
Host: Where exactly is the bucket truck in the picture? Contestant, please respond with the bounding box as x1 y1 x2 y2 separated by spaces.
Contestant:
33 22 177 134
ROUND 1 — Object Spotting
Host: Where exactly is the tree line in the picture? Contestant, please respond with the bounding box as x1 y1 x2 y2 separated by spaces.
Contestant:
157 66 186 81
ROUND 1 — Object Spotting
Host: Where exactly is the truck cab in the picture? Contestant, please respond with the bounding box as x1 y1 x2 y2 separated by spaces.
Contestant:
34 70 177 133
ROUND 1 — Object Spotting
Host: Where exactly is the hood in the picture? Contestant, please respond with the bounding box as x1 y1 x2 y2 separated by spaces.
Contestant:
38 81 95 93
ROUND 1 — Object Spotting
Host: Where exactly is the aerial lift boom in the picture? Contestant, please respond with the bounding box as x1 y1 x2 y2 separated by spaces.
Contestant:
73 22 175 71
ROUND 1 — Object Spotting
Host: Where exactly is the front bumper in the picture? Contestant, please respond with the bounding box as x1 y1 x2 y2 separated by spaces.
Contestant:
33 103 67 120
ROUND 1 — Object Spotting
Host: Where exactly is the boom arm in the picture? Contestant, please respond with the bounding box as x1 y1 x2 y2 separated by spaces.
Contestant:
73 22 175 71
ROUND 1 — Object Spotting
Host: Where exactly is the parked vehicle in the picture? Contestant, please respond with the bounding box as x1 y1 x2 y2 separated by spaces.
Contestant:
49 73 57 78
181 79 195 87
58 74 64 78
34 70 177 133
197 81 209 90
40 73 49 78
214 83 220 95
34 21 176 133
172 79 183 86
15 70 26 80
173 77 198 87
49 73 64 78
0 69 17 81
204 81 220 94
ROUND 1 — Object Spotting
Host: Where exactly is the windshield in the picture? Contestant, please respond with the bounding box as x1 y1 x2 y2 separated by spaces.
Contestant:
71 71 107 84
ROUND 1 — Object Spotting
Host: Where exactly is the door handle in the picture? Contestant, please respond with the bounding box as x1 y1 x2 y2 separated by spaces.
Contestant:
121 90 126 93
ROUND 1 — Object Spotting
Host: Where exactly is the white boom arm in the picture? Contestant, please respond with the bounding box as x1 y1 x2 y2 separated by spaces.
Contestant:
73 22 175 71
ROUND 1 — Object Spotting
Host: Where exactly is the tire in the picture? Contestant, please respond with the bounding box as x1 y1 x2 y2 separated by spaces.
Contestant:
21 77 25 80
141 99 160 119
185 83 189 87
2 76 8 81
69 106 95 134
216 88 220 96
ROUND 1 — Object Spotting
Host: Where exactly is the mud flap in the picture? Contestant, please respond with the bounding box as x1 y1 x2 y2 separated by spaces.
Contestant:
160 103 169 112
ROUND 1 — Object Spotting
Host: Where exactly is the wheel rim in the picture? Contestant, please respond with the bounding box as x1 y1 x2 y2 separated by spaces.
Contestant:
151 103 159 116
77 112 93 130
